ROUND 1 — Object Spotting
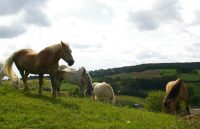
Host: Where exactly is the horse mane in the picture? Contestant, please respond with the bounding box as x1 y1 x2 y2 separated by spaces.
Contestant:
165 79 183 101
42 43 62 54
41 42 70 54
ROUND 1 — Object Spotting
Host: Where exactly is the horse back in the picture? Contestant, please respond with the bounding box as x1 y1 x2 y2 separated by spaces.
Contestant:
166 79 182 100
14 49 38 72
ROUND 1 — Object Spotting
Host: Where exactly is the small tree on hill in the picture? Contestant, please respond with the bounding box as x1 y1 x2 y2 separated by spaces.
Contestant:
145 91 165 112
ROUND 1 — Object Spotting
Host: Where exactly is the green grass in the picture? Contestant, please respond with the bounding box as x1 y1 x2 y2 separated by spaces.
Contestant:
0 83 199 129
110 70 161 79
187 82 200 95
109 69 177 80
180 73 200 81
159 69 177 76
115 95 145 107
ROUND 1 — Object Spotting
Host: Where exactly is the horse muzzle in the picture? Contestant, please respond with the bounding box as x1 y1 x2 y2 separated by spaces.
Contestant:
68 60 74 66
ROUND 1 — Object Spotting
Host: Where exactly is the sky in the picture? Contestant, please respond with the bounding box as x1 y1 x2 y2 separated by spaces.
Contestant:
1 0 200 73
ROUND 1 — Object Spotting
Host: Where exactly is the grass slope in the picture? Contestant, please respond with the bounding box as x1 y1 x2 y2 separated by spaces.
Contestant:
115 95 145 107
0 83 198 129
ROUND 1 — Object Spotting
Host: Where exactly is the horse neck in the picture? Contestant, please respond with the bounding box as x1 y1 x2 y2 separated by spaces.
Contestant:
49 48 61 62
87 75 92 87
38 45 62 65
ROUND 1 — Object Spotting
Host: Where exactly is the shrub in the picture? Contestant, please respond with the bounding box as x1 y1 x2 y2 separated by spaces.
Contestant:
145 91 165 112
190 95 200 107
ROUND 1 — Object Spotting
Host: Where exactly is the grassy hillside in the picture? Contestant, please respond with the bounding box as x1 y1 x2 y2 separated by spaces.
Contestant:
115 95 145 107
0 83 199 129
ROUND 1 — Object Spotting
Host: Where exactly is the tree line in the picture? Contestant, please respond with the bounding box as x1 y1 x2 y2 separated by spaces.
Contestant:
90 62 200 77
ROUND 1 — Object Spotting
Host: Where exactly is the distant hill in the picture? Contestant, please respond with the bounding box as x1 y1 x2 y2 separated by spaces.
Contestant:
90 62 200 78
90 62 200 106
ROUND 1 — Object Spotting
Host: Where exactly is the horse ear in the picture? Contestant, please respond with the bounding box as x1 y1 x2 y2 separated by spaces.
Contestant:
61 41 64 46
82 67 86 75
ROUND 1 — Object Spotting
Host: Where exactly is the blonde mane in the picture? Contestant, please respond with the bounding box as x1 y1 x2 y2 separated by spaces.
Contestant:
43 43 62 54
44 42 70 54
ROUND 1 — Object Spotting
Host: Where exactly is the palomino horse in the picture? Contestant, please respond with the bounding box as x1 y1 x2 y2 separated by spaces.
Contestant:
92 82 115 104
163 79 190 115
0 62 19 88
3 41 74 96
54 65 93 97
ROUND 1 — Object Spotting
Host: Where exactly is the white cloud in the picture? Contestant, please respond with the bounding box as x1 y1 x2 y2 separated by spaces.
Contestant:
128 0 182 31
0 0 50 38
0 0 200 74
0 24 26 38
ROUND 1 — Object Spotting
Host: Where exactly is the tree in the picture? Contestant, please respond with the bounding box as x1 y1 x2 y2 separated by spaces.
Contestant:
145 91 166 112
190 95 200 107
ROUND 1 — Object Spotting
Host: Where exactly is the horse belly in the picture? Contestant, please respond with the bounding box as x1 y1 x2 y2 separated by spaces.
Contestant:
14 53 38 73
94 87 105 97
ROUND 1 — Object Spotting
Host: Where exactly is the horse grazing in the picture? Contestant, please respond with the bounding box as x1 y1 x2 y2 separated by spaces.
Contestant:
54 65 93 97
92 82 115 104
163 79 190 115
3 41 74 96
0 62 19 88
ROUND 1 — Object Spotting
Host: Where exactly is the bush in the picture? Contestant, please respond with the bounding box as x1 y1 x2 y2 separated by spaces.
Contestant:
145 91 165 112
190 95 200 107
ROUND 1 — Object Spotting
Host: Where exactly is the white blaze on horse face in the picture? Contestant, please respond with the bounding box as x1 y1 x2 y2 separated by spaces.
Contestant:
61 42 74 66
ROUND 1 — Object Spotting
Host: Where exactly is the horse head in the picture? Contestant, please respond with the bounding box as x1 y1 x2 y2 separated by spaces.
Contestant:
79 67 93 96
111 94 115 104
60 41 74 66
163 98 176 114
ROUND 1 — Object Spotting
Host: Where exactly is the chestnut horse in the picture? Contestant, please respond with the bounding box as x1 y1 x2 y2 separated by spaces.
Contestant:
163 79 190 115
3 41 74 96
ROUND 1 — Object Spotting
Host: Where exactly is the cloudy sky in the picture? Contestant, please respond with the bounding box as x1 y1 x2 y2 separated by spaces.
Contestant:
0 0 200 72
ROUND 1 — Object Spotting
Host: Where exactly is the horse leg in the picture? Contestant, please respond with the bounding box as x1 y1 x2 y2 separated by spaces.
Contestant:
50 74 56 97
19 70 29 91
56 85 60 96
185 101 190 115
24 71 29 91
54 77 61 97
79 85 84 97
92 93 95 100
176 101 180 114
38 74 43 96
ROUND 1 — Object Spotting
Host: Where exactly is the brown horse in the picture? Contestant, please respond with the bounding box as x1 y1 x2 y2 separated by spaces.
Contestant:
163 79 190 115
3 41 74 96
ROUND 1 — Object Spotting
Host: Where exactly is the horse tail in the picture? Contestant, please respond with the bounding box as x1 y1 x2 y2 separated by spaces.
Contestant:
3 52 18 80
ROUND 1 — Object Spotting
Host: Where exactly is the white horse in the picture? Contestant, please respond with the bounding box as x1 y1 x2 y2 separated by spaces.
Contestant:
92 82 115 104
54 65 93 97
0 62 19 89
